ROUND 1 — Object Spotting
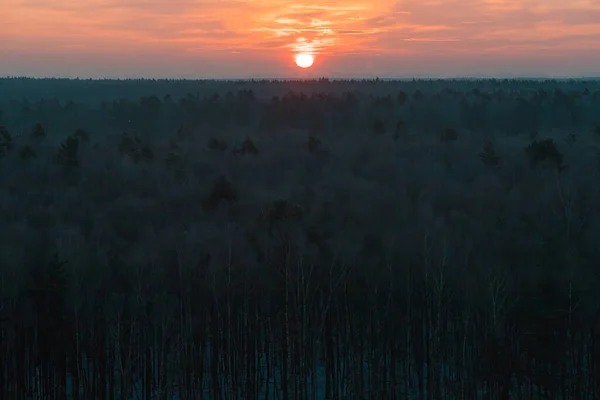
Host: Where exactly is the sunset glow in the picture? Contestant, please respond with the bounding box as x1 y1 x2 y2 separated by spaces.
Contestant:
2 0 600 77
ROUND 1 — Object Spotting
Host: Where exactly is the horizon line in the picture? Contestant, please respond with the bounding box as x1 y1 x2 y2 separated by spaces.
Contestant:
2 75 600 82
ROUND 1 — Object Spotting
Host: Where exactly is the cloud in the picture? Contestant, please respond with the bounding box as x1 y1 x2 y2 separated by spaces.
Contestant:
2 0 600 76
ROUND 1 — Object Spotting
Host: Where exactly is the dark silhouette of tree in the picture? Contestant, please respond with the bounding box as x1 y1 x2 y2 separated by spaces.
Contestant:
525 138 565 170
397 90 407 105
30 122 47 141
202 175 238 212
0 125 13 156
56 135 79 168
480 136 500 166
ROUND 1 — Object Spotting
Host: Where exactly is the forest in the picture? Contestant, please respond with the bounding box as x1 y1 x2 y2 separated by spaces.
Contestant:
1 77 600 399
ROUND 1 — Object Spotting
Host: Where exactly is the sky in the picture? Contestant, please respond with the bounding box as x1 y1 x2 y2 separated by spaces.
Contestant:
2 0 600 78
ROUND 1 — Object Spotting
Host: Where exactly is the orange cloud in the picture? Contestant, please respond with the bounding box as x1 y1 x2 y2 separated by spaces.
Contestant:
2 0 600 77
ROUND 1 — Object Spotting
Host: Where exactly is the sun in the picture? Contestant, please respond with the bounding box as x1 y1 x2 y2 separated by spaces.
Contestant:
295 53 314 69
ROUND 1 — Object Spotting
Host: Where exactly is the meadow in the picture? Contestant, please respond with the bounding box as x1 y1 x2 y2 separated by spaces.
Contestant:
1 77 600 399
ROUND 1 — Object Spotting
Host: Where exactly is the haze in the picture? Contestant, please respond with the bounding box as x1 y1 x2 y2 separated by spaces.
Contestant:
2 0 600 78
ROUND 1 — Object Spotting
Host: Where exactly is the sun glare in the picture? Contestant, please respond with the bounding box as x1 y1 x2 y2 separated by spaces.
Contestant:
295 53 314 69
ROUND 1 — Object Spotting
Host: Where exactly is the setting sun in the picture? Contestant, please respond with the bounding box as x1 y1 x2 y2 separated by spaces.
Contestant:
295 53 314 69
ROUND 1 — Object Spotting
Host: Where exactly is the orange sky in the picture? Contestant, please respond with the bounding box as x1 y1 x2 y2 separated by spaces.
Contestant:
2 0 600 78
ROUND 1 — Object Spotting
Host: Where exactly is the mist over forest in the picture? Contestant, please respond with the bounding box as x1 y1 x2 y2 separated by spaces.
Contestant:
1 77 600 399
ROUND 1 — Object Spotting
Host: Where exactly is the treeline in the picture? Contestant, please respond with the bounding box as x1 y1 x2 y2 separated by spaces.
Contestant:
1 78 599 140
